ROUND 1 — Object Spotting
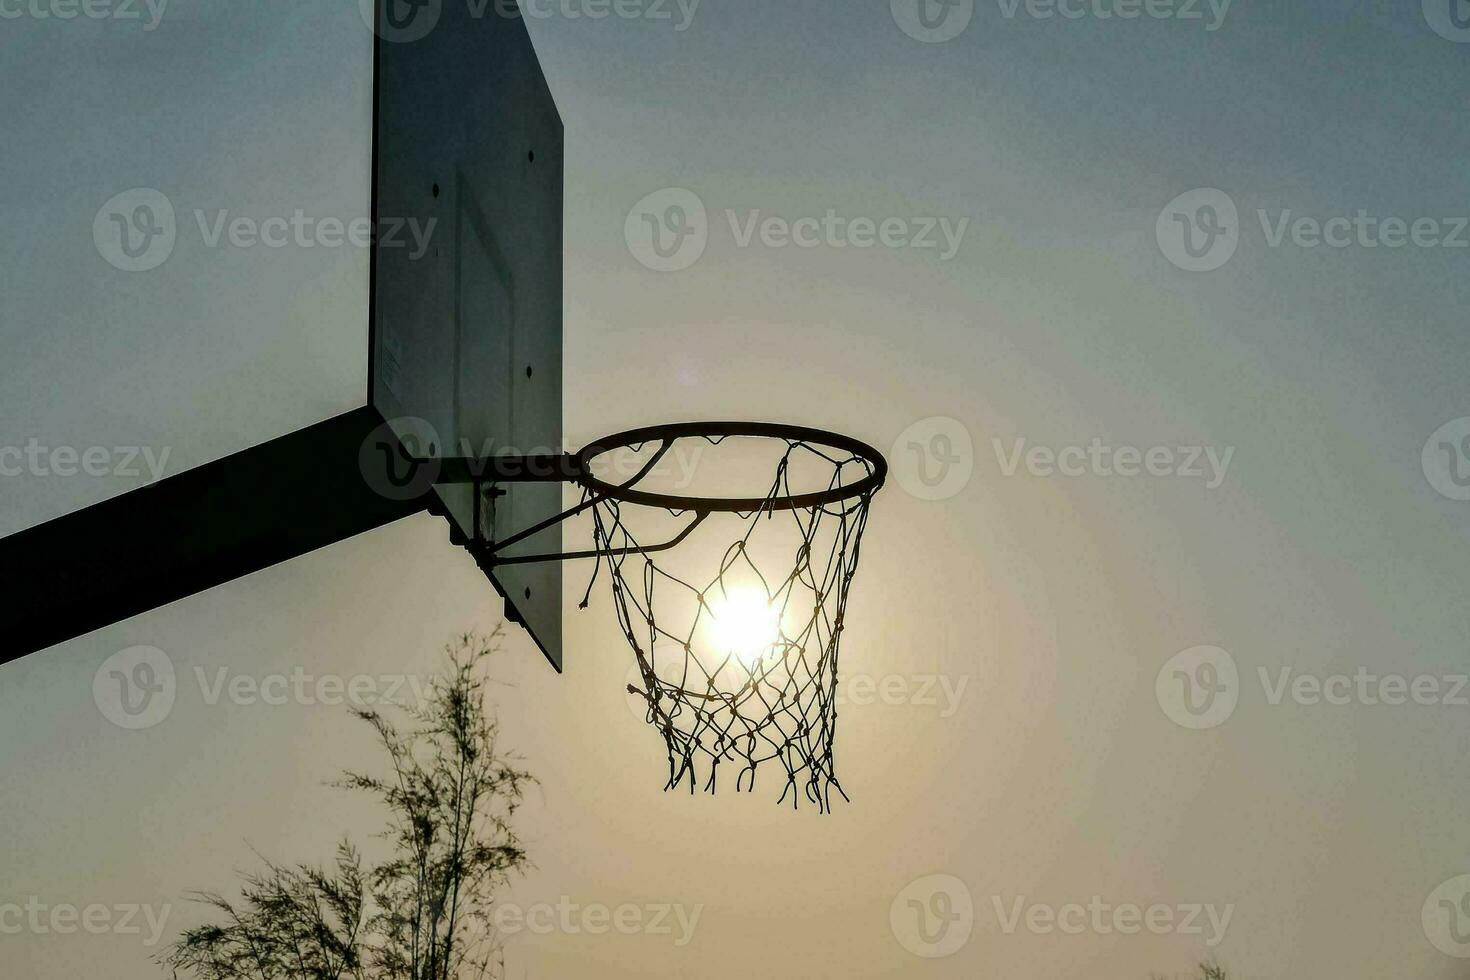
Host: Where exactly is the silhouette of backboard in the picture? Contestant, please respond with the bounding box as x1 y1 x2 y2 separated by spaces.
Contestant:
372 0 566 668
0 0 565 670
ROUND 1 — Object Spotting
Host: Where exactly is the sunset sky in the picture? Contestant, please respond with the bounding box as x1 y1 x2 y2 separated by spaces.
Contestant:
4 1 1470 977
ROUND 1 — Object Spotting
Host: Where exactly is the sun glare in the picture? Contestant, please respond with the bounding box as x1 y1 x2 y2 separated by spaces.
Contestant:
706 588 782 665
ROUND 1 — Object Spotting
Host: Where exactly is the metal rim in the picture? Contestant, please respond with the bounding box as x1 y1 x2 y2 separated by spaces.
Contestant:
575 421 888 513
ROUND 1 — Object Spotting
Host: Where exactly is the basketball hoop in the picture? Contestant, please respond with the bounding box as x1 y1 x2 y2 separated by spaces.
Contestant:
580 423 884 811
439 422 888 812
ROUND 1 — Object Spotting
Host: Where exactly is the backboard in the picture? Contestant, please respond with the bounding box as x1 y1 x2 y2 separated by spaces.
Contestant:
0 0 565 670
371 0 566 670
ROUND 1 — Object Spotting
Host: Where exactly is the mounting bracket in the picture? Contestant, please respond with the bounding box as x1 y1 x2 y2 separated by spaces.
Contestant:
430 452 708 568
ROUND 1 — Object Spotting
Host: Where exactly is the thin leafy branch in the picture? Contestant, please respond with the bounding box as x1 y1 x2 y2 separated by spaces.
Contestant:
162 630 532 980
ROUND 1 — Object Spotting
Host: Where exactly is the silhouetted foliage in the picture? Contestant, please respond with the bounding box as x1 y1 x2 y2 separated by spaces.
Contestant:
163 631 532 980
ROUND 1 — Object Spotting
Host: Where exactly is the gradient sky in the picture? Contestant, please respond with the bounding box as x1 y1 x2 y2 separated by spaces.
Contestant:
4 1 1470 977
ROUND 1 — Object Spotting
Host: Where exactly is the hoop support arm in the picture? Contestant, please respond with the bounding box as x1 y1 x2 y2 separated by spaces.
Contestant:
430 450 707 568
470 509 708 567
426 418 887 568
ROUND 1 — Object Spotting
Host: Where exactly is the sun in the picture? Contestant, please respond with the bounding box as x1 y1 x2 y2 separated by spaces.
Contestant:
705 587 783 665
